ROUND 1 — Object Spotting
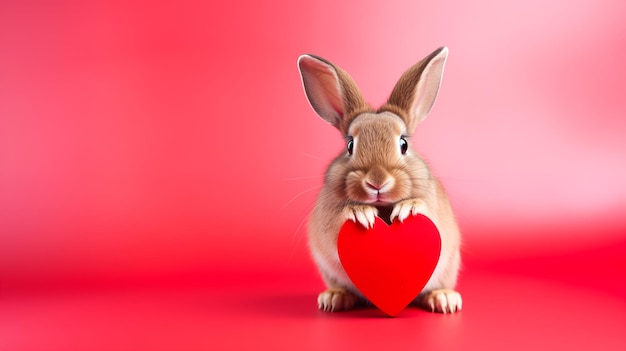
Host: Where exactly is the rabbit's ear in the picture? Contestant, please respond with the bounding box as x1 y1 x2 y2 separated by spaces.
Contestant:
383 47 449 132
298 55 370 134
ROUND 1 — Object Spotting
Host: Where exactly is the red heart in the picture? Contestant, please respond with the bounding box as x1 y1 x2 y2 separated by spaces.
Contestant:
337 214 441 316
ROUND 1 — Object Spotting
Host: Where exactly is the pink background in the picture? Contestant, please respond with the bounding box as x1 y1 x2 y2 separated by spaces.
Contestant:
0 0 624 350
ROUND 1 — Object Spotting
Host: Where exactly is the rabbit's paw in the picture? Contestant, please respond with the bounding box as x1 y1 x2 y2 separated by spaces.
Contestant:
419 289 463 314
390 198 428 223
317 288 358 312
343 205 378 229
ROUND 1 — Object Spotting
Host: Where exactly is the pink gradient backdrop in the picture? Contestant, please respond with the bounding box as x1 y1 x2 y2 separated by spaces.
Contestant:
0 0 625 349
1 0 624 284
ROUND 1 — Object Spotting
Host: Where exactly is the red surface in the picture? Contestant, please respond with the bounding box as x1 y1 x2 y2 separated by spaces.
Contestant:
0 1 625 350
338 215 441 316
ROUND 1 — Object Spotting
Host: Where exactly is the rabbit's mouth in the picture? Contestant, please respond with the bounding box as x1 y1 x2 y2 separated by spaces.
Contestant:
368 192 394 204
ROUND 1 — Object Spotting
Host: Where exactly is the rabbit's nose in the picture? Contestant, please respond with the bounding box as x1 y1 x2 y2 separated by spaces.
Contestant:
366 181 382 190
366 180 389 191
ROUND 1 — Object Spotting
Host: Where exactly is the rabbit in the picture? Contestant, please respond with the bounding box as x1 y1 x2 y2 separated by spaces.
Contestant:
297 47 462 314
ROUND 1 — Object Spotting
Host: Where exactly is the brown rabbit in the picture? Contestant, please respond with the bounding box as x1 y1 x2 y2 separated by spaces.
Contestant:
297 47 462 313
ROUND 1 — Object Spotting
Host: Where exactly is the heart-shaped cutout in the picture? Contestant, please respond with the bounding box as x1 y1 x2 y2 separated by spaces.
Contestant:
337 214 441 316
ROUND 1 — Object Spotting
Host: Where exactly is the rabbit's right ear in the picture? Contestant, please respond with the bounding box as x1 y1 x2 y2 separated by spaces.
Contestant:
382 47 449 133
298 55 370 134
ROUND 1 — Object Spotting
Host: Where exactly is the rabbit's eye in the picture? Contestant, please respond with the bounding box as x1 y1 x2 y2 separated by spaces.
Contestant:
347 139 354 155
400 138 408 155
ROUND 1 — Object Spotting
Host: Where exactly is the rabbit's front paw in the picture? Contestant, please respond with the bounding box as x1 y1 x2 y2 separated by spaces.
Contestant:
390 198 428 223
343 205 378 229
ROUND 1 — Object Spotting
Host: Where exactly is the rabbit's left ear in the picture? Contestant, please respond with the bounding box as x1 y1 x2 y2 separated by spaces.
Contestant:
382 47 449 132
298 54 371 135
